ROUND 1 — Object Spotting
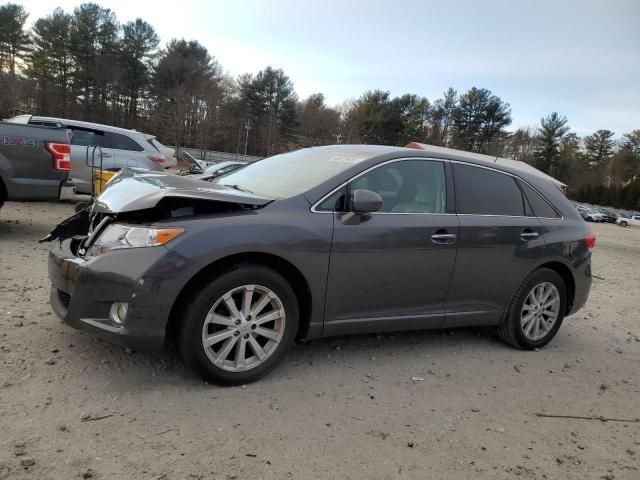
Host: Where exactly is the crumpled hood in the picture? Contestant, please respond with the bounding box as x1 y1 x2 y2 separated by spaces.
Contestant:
93 168 271 213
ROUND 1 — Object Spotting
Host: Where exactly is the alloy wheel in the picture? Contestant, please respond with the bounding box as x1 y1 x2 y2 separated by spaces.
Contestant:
520 282 560 341
201 284 285 372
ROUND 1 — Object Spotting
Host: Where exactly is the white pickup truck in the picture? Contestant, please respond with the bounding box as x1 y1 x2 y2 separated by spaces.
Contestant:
617 215 640 228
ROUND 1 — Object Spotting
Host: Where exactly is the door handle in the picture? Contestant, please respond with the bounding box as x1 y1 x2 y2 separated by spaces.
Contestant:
100 152 112 157
520 229 540 241
431 231 457 244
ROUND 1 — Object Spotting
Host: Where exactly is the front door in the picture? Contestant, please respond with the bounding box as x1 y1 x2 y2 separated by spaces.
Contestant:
323 159 459 336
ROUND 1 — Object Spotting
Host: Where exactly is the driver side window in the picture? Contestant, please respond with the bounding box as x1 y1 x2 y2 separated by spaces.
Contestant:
350 160 446 213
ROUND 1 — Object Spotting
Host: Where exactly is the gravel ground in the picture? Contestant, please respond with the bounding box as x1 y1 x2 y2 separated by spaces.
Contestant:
1 201 639 480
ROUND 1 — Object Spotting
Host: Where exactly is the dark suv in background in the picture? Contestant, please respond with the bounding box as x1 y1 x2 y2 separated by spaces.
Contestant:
47 145 594 384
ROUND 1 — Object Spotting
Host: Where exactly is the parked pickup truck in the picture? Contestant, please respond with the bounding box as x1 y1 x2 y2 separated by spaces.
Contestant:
616 214 640 228
0 122 71 211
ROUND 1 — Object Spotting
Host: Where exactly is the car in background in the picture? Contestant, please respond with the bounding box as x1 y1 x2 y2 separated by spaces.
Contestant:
576 205 604 222
616 214 640 228
46 144 594 384
0 121 71 211
8 115 166 194
145 134 176 168
596 208 621 223
192 161 247 181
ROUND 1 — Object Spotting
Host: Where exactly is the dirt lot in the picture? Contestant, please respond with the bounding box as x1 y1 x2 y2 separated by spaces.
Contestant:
1 201 638 480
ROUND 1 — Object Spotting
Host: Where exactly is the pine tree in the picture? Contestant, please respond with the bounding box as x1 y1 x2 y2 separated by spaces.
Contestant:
452 87 511 153
534 112 569 176
0 3 31 114
583 129 615 171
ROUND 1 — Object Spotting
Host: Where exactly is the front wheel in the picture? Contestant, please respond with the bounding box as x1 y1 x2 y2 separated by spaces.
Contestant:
497 268 567 349
620 221 628 227
178 265 299 385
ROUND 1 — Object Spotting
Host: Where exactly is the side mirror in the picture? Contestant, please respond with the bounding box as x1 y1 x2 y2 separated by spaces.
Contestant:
351 189 382 214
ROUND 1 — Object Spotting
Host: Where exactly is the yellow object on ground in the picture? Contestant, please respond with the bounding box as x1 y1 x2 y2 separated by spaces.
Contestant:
93 170 117 195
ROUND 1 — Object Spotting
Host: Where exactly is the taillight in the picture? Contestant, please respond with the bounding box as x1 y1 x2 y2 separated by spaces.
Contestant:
45 142 71 171
148 155 166 165
584 231 596 250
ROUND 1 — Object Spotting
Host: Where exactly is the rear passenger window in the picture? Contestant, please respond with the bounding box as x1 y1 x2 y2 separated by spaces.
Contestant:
69 128 106 147
453 164 525 216
518 181 561 218
110 133 144 151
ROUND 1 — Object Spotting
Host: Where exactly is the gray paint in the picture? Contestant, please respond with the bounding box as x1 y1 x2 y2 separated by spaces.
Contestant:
0 122 70 203
47 145 592 350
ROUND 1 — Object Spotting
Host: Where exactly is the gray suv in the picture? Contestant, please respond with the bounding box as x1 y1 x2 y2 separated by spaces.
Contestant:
9 115 167 194
46 145 594 384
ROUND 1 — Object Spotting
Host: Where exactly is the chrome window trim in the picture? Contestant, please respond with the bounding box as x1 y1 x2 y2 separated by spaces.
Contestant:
310 156 564 220
310 157 447 215
450 160 565 220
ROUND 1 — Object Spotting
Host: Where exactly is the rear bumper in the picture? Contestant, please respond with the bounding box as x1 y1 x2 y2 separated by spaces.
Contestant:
48 239 180 351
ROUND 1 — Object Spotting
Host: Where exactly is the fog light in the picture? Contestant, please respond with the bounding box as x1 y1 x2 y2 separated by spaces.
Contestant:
109 302 128 324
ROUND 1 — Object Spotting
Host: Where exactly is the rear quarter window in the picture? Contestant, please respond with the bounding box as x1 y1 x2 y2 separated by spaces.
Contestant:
452 163 525 216
518 180 561 218
110 132 144 152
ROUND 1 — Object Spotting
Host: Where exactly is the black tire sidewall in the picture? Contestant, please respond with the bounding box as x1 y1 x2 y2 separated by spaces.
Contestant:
509 268 567 349
178 265 299 385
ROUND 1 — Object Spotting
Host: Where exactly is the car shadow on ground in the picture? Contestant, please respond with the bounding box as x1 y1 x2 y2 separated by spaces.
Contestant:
64 325 510 389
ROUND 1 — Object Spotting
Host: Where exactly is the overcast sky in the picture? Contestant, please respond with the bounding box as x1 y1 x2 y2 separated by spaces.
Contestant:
20 0 640 135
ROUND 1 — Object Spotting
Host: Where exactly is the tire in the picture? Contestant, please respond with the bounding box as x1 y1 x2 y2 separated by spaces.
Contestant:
620 221 628 227
497 268 567 350
177 264 299 385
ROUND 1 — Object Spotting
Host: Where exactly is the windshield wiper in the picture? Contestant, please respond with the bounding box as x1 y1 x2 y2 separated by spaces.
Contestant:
221 184 253 194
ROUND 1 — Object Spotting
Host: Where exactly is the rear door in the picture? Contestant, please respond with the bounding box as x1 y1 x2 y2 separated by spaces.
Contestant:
444 163 545 327
323 158 459 335
65 126 113 194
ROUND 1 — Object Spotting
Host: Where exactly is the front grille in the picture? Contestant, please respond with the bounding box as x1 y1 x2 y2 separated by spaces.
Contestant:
57 289 71 309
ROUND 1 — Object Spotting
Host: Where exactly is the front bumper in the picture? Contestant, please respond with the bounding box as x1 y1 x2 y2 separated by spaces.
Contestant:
48 239 183 351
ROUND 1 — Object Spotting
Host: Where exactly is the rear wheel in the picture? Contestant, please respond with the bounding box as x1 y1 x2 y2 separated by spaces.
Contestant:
178 265 299 385
497 268 567 349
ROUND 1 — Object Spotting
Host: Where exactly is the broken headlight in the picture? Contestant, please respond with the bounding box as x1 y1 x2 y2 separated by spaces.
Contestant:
88 223 184 256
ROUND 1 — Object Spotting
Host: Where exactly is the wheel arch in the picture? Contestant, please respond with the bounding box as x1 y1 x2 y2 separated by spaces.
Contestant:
165 252 313 346
535 261 575 315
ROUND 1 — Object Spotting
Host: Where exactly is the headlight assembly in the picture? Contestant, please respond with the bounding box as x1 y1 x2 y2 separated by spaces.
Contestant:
88 224 184 256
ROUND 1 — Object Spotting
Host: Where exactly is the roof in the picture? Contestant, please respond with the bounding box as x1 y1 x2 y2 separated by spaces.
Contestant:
405 142 567 188
31 115 144 137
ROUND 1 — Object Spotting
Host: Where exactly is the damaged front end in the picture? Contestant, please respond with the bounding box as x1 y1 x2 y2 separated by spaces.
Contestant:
40 168 272 258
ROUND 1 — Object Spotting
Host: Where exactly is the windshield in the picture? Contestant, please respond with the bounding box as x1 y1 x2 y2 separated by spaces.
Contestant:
215 148 375 198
